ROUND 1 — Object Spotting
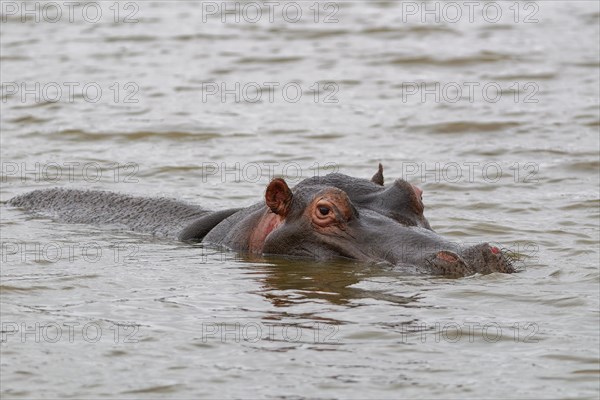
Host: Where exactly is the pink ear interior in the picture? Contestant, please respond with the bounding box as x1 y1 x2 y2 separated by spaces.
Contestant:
265 178 292 216
412 184 423 198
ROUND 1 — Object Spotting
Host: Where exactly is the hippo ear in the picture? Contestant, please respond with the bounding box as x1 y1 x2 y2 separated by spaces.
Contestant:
265 178 293 217
371 163 384 186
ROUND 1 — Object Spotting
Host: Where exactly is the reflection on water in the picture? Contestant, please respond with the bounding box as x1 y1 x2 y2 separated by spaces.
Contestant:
1 1 599 398
251 257 421 308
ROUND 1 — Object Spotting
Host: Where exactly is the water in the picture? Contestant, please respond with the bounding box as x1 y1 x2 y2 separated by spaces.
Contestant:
1 1 599 398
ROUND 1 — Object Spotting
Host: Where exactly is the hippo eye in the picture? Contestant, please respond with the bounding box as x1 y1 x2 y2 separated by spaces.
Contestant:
314 199 337 225
318 206 330 216
313 195 354 227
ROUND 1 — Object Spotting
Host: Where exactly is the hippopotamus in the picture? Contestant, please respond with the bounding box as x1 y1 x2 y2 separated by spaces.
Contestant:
7 164 515 277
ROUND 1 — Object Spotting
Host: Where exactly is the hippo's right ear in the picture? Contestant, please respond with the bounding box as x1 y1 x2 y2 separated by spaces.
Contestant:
265 178 293 217
371 163 384 186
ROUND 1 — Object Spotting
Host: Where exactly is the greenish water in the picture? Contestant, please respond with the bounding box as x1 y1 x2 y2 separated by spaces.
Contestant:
1 1 599 399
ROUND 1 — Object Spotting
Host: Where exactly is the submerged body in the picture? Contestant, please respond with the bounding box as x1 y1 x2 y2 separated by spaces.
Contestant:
8 164 514 276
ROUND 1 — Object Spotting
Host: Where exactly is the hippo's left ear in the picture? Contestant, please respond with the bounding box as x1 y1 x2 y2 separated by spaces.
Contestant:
371 163 384 186
265 178 293 217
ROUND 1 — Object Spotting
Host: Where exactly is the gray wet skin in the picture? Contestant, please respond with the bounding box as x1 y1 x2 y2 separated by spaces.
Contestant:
8 164 514 277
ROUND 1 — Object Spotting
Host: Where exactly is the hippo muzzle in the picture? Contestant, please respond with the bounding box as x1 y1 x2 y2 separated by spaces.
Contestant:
425 243 515 277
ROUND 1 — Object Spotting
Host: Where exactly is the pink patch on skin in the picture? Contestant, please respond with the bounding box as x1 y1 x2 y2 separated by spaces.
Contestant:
491 246 500 254
249 211 283 253
437 251 458 263
412 185 423 198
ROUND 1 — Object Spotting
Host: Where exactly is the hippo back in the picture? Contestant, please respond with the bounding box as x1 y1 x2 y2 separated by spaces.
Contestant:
8 188 209 238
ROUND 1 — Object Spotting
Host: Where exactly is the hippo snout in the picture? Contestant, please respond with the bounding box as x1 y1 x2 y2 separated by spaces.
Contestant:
461 243 516 275
425 243 515 277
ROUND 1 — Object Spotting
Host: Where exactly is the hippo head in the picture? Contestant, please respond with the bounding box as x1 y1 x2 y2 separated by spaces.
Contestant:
261 164 514 276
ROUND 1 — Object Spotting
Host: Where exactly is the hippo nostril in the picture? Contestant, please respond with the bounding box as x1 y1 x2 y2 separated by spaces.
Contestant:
461 243 517 274
427 250 474 277
437 250 459 263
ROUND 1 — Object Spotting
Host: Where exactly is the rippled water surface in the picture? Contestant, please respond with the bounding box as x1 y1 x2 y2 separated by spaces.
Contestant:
1 1 599 399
